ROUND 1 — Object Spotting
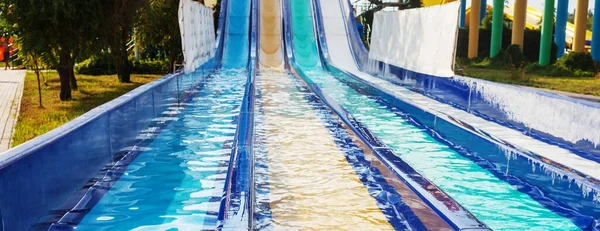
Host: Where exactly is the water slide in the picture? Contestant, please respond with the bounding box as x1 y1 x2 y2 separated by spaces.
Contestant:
307 0 600 230
60 0 254 229
2 0 600 230
255 0 457 229
277 0 590 230
0 0 253 230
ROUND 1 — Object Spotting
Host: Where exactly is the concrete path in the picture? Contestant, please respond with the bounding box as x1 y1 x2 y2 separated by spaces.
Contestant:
0 69 25 153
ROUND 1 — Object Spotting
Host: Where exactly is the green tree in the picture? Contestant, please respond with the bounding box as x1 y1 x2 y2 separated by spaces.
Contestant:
101 0 148 83
568 9 594 31
406 0 422 9
3 0 102 100
482 8 510 30
136 0 182 72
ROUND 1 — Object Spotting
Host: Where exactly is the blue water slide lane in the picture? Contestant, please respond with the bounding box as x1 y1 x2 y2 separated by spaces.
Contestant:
284 0 489 230
34 2 241 227
314 0 600 228
0 0 252 230
221 0 252 69
214 0 230 66
216 0 257 229
0 63 224 231
40 0 252 229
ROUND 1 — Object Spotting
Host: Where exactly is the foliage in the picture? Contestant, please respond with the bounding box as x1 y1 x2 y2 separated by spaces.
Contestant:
567 9 594 31
136 0 182 72
457 28 558 64
523 63 575 77
101 0 149 83
505 44 525 67
74 53 115 75
558 52 597 74
481 9 493 29
407 0 422 9
75 52 167 75
21 52 45 107
3 0 103 100
481 8 510 30
131 59 169 74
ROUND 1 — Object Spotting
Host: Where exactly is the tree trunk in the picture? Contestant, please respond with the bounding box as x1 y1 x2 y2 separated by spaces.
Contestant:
113 25 131 83
117 53 131 82
168 51 176 73
69 62 78 90
35 69 43 107
57 49 72 101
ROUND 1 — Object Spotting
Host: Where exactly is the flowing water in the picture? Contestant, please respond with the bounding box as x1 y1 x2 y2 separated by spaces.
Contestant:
299 69 580 231
253 69 446 230
76 70 247 231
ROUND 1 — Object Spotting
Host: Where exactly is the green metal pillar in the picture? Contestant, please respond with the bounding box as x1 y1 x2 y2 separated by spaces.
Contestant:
539 0 554 66
490 0 504 58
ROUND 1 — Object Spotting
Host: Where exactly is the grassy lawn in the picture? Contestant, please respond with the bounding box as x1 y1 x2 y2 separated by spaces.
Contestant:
461 67 600 97
12 71 162 147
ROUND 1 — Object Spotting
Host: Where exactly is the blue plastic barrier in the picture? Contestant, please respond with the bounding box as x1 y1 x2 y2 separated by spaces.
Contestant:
216 0 257 229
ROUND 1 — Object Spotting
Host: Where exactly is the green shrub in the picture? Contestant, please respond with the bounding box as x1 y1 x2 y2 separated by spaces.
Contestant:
75 53 115 75
524 63 571 76
131 58 169 74
523 62 594 77
76 53 169 75
558 52 596 73
490 49 508 67
505 44 525 67
457 28 558 65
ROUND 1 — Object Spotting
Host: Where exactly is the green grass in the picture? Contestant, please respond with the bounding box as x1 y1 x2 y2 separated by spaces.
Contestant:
461 67 600 97
12 71 162 147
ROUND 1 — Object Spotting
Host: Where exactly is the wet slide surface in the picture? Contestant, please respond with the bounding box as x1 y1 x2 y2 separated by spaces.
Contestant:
304 69 579 231
289 0 320 69
254 70 405 230
254 0 405 229
268 0 457 230
222 0 251 69
259 0 284 68
72 0 252 229
310 0 580 229
77 70 248 230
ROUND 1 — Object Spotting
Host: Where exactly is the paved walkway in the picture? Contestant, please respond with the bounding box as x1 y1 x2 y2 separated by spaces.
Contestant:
0 69 25 153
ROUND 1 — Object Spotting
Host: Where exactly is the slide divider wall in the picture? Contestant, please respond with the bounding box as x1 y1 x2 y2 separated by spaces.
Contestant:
217 0 258 229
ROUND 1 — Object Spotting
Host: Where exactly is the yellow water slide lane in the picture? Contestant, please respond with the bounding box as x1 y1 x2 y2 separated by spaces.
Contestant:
260 0 284 69
258 70 395 230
